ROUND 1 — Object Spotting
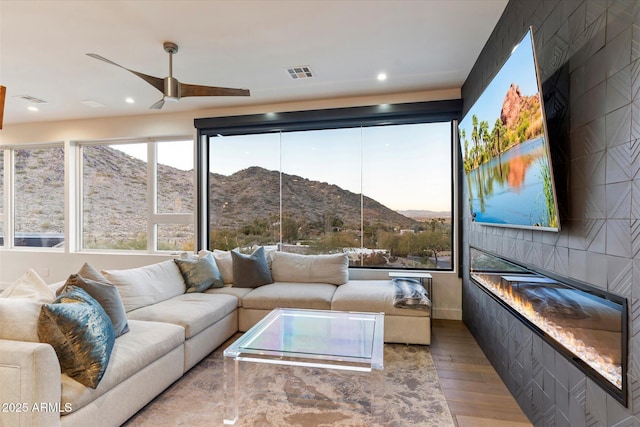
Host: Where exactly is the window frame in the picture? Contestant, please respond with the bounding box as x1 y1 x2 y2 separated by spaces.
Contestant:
3 143 66 250
195 100 462 271
77 137 195 253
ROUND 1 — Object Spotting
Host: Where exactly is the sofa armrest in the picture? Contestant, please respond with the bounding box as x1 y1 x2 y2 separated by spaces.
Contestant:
0 339 62 427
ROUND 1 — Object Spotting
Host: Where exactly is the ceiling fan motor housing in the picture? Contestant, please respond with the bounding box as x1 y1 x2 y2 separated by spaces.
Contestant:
164 76 180 101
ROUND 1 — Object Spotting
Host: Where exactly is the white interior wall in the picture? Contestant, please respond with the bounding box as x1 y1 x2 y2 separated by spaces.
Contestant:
0 88 462 319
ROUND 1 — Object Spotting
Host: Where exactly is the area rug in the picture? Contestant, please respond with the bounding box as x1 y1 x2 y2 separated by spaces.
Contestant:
124 336 454 427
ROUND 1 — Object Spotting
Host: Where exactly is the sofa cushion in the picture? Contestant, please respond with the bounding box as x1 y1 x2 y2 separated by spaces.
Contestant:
0 270 55 342
102 260 186 312
61 319 184 414
231 247 273 288
331 280 430 317
58 273 130 337
205 249 235 284
271 252 349 285
38 286 115 388
175 252 224 292
126 293 238 339
0 269 54 302
0 299 43 342
204 286 253 307
241 282 337 310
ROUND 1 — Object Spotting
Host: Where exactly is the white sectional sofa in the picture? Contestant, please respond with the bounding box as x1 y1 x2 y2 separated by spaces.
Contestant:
0 250 430 427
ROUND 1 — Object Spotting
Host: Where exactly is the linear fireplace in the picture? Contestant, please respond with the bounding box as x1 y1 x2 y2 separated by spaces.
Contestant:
469 247 628 406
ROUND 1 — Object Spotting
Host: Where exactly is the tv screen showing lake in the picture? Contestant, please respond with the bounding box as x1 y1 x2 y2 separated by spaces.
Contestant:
466 136 559 229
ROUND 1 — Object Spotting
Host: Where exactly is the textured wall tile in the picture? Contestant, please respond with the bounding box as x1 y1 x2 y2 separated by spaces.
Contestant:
607 219 632 257
586 150 607 187
607 104 633 149
606 144 633 184
585 185 607 220
586 379 608 425
607 1 636 43
632 99 640 140
553 245 570 276
607 254 633 297
585 219 606 253
585 47 608 90
607 394 634 426
606 181 632 218
569 255 590 281
606 65 632 114
605 27 632 77
586 249 608 288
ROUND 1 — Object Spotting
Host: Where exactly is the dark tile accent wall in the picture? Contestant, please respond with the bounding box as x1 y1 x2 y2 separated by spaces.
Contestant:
461 0 640 424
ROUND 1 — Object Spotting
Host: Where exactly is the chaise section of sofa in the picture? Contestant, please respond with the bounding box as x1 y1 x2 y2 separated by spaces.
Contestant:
331 280 430 345
205 249 432 344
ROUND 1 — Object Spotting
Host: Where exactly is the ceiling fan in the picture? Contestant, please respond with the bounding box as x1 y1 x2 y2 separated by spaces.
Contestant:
87 42 250 110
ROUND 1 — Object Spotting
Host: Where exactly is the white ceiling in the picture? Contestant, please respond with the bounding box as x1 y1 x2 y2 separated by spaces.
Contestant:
0 0 507 126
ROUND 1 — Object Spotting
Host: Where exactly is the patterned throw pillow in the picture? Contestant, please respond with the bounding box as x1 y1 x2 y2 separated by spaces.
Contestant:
38 286 115 389
174 252 224 293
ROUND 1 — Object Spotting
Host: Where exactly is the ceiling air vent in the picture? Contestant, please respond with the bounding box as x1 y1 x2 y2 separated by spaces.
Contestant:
13 95 47 104
286 66 314 79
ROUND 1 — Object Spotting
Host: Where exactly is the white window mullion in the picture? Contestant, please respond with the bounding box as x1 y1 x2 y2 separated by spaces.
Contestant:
147 142 157 252
2 148 11 248
64 140 78 253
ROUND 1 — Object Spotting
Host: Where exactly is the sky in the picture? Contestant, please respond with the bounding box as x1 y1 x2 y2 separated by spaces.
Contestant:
458 28 541 140
114 122 453 212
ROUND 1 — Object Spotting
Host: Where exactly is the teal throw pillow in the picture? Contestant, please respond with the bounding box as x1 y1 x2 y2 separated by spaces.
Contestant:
175 252 224 292
38 286 115 389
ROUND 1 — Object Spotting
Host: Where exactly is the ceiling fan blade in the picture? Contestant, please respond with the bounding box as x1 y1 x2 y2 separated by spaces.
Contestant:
150 98 165 110
0 85 5 130
87 53 165 93
180 83 250 98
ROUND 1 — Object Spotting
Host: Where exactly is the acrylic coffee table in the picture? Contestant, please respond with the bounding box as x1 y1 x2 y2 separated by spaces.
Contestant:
223 307 384 425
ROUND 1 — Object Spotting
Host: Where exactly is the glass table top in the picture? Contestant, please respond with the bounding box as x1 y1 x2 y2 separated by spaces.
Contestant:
224 308 384 371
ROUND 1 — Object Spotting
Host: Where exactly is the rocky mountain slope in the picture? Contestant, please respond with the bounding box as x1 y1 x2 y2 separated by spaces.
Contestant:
14 146 418 243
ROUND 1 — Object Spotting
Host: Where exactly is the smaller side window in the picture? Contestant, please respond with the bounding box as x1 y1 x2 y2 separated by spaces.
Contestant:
14 146 65 248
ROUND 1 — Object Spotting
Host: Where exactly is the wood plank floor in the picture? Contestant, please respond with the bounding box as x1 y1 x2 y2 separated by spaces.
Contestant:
431 319 532 427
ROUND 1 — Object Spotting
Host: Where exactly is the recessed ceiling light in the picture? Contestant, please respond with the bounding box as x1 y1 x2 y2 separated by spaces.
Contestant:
377 73 387 81
27 106 39 112
125 97 135 104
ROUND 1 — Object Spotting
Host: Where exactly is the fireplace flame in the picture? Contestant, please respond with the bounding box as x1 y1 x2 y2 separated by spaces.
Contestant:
475 274 622 390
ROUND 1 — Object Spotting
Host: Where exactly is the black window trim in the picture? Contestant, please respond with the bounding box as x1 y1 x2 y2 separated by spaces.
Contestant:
194 99 462 271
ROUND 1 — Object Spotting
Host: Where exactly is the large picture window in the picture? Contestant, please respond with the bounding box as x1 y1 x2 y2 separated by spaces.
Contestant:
199 101 459 270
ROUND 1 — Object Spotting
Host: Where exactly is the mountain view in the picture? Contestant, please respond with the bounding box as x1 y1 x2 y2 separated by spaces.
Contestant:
13 145 452 268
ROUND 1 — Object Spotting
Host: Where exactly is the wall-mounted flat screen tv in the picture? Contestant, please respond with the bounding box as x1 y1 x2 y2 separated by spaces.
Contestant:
459 27 560 231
